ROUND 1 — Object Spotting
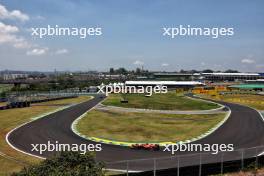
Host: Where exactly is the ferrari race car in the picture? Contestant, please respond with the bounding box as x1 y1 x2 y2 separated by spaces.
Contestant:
131 143 160 151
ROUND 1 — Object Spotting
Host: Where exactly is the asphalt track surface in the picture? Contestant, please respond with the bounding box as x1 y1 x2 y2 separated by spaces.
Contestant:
7 94 264 171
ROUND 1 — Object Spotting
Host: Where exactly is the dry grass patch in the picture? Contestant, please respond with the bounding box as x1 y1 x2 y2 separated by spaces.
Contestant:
202 94 264 110
77 109 226 143
103 92 220 111
0 96 91 175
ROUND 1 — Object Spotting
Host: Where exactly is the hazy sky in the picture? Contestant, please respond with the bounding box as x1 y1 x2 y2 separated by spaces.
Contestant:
0 0 264 72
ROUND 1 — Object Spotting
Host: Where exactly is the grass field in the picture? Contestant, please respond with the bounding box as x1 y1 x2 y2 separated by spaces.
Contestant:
102 92 220 110
0 102 6 106
202 94 264 110
0 84 13 93
77 109 226 143
0 96 91 176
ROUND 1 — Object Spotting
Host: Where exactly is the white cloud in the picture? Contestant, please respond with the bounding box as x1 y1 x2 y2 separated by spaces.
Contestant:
27 48 48 56
0 32 17 43
161 63 169 67
13 40 32 49
55 49 68 55
0 22 19 33
34 15 45 20
200 62 206 66
0 22 31 49
241 58 255 64
0 4 52 55
133 60 144 65
0 22 19 45
0 4 29 21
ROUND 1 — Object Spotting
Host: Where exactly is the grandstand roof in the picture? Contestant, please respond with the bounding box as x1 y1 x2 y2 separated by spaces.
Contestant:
202 73 260 76
125 81 204 86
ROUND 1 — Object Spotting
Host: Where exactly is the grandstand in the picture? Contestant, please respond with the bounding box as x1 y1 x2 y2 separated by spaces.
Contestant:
125 81 204 88
201 72 264 81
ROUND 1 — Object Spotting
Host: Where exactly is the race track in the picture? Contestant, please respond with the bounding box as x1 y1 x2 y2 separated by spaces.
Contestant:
7 94 264 171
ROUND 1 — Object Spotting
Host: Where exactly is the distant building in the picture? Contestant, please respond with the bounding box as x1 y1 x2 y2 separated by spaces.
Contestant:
153 73 195 80
125 81 204 88
152 72 264 82
245 79 264 84
2 73 28 80
89 86 97 93
99 74 126 79
201 73 264 82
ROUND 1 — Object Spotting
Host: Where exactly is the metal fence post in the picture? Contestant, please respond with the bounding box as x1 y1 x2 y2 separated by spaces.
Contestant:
199 153 202 176
177 156 180 176
221 152 224 175
126 160 129 176
153 158 156 176
256 147 258 169
241 149 244 170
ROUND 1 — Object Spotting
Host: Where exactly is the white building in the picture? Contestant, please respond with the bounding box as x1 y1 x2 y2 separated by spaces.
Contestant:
2 74 28 80
125 81 204 88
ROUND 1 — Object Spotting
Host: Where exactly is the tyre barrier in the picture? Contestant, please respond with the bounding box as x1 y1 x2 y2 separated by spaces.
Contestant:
0 95 78 111
0 98 7 102
0 101 31 110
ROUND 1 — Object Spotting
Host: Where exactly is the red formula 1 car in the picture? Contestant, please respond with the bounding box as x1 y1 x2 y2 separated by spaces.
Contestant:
131 143 160 151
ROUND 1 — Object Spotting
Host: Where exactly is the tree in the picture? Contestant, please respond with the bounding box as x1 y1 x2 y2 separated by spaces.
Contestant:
136 68 141 74
0 91 7 98
12 151 105 176
109 68 114 74
189 69 199 74
115 67 127 75
224 69 239 73
202 69 214 73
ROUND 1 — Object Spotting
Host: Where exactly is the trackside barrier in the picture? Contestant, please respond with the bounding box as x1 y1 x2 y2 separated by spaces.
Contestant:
105 145 264 176
3 91 101 111
0 95 78 111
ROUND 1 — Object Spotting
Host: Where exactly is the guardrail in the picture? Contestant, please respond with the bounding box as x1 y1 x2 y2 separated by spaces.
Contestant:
0 95 79 110
106 145 264 176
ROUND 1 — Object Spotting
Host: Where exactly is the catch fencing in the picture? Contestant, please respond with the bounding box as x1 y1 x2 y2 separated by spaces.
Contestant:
106 145 264 176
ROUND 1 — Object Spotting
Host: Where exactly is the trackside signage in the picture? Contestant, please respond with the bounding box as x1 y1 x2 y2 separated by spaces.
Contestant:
97 84 168 96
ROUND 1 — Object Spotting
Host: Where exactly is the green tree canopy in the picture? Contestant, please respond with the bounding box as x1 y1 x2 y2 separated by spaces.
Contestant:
12 151 105 176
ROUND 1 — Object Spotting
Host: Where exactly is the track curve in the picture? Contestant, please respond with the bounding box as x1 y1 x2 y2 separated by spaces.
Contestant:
7 94 264 171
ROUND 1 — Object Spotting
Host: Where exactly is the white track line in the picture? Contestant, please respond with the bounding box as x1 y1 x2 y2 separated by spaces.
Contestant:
6 96 143 174
103 168 142 173
5 97 93 160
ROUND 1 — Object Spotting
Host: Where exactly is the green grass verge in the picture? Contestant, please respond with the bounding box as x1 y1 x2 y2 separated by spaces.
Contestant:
0 96 92 176
0 84 13 93
77 109 226 143
102 92 220 110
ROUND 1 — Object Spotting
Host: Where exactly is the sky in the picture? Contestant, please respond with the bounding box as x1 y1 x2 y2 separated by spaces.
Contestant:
0 0 264 72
